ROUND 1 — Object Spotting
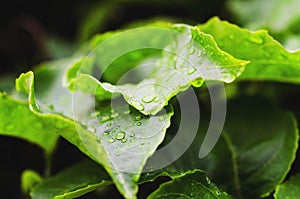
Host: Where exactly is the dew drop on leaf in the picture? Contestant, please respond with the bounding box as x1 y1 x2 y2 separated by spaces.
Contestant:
108 138 115 143
205 176 211 184
134 115 142 121
229 34 235 40
101 115 110 122
189 47 195 55
115 132 125 140
187 68 196 75
123 110 130 115
131 101 145 111
136 122 142 126
142 95 156 103
106 122 112 127
103 131 109 136
90 111 100 118
153 97 160 102
130 133 135 137
159 116 165 121
87 127 96 133
111 112 119 118
121 138 127 143
247 35 264 44
191 77 203 87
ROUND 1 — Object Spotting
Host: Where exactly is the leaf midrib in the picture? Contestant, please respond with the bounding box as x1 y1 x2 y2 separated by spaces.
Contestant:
222 131 242 199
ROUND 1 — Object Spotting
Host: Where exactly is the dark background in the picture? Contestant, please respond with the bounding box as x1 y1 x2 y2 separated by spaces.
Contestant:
0 0 229 198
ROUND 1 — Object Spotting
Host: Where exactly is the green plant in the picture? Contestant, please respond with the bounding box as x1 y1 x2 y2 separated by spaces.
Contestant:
1 1 300 199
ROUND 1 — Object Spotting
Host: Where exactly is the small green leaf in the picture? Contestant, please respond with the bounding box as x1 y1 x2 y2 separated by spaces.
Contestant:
21 170 42 195
148 170 234 199
199 17 300 83
30 160 111 199
274 173 300 199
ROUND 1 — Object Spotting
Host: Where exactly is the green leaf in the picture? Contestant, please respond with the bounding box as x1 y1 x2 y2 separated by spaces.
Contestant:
227 0 300 32
0 93 58 154
21 170 42 195
274 173 300 199
199 17 300 83
179 97 299 198
16 71 174 199
30 160 111 199
67 23 248 115
148 170 234 199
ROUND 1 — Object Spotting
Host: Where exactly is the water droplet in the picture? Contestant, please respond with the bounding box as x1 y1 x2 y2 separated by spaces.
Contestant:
215 190 221 196
247 35 264 44
142 95 156 103
191 78 203 87
90 111 100 118
136 121 142 126
111 112 119 118
123 110 130 115
159 116 165 121
130 133 135 137
205 176 211 184
189 47 195 54
87 127 96 133
47 104 54 111
131 101 145 111
101 115 110 122
108 138 115 143
187 68 196 75
121 138 127 143
106 122 112 127
116 132 125 140
112 129 116 133
130 138 135 142
134 115 142 121
229 35 235 40
153 97 160 102
103 131 109 136
116 145 121 149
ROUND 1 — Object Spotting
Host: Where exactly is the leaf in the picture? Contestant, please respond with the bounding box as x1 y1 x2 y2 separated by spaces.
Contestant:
177 97 299 198
30 160 111 199
66 23 248 115
199 17 300 83
0 93 59 154
21 170 42 195
274 173 300 199
227 0 300 32
148 170 234 199
31 58 95 117
16 71 174 199
29 158 232 199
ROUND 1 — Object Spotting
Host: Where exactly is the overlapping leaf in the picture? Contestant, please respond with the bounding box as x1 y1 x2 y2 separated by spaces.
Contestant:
175 97 298 198
199 17 300 83
148 170 233 199
66 23 247 115
274 173 300 199
16 71 173 199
